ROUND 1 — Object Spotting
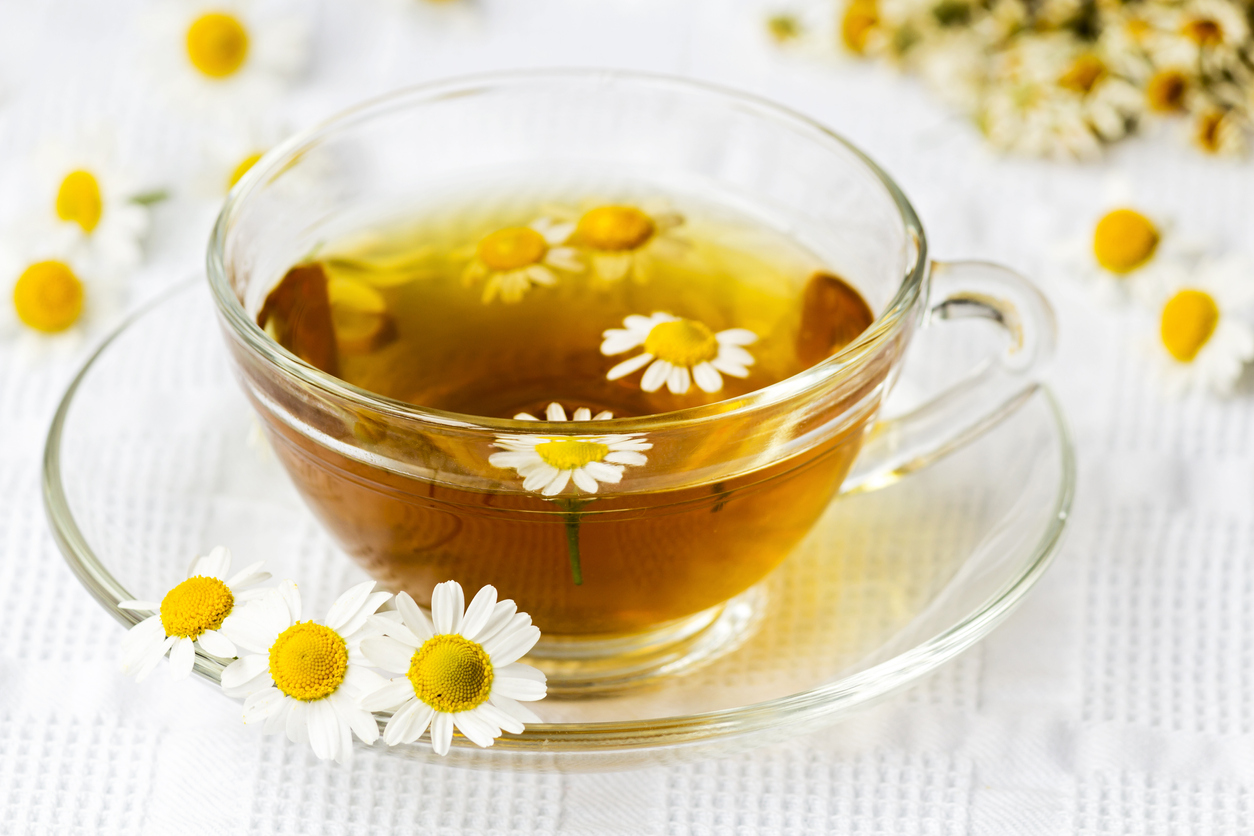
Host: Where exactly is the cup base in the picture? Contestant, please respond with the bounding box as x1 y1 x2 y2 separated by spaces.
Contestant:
527 585 767 696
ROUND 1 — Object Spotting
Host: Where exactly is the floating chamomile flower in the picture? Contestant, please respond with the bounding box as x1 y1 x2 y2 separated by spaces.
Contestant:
27 133 152 279
360 582 546 755
221 580 391 763
602 312 758 395
144 0 308 120
461 218 583 304
489 404 650 497
118 547 270 681
571 204 686 283
1139 257 1254 396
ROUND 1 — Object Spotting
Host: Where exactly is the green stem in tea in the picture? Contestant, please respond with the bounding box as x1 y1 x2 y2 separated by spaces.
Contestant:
556 498 589 585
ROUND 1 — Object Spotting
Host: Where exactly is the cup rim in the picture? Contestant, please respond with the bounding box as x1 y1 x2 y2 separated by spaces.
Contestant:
207 68 929 433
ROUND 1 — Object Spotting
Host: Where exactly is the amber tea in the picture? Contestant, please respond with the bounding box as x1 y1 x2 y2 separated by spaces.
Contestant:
253 193 878 636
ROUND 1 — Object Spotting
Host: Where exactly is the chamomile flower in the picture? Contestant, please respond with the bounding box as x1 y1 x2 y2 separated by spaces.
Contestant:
360 582 546 755
570 204 686 284
118 547 270 681
0 240 122 363
602 312 758 395
26 134 152 279
220 580 391 763
1192 107 1246 156
144 0 308 120
460 218 582 304
1138 257 1254 396
1145 0 1249 74
489 404 650 497
195 122 290 199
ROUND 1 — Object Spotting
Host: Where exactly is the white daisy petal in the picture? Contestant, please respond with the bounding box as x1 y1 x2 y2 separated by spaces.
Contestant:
666 365 692 394
718 345 756 367
306 699 340 762
331 689 379 745
225 560 270 590
582 461 623 483
221 652 270 692
710 357 749 378
192 545 232 579
431 712 454 756
431 581 465 635
601 331 645 356
196 629 237 659
242 687 288 724
522 464 562 493
285 700 310 744
395 591 435 642
545 402 567 421
134 636 177 683
473 701 526 735
607 352 655 379
571 469 600 493
361 678 418 712
323 580 378 633
384 699 430 746
693 362 723 393
335 591 392 638
365 614 422 648
604 450 648 466
453 711 498 748
492 674 548 702
361 636 417 675
541 469 571 497
641 359 672 392
573 408 591 421
489 694 543 724
473 600 519 647
715 328 758 346
459 585 498 641
484 624 542 667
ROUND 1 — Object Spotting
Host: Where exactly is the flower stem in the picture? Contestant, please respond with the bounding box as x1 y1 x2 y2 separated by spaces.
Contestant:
556 498 589 585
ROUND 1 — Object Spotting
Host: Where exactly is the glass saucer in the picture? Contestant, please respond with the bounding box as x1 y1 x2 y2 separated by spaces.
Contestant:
44 281 1074 771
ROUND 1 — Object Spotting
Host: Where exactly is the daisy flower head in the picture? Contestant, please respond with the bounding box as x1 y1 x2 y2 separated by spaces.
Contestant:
360 582 547 755
569 202 686 284
1143 0 1249 74
25 131 152 279
602 312 758 395
143 0 308 122
194 121 291 200
489 404 650 497
460 218 582 304
1139 256 1254 396
118 547 270 682
1192 106 1246 156
220 579 392 763
0 238 123 363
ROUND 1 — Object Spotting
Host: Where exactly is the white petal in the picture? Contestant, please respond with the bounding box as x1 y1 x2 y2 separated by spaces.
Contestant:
286 700 310 744
474 600 519 647
594 411 613 420
473 701 526 735
484 624 542 667
323 580 378 633
306 699 341 762
360 678 417 712
337 591 392 638
431 581 465 635
431 712 454 756
331 689 379 745
243 688 288 724
365 614 422 648
490 694 543 724
540 469 571 497
276 580 301 623
571 469 600 493
606 352 653 380
383 699 431 746
545 402 567 421
718 345 756 367
710 357 749 378
601 331 645 356
225 561 270 590
196 629 237 659
492 675 548 702
666 365 692 394
582 461 623 483
715 328 758 345
395 592 434 642
640 360 672 392
604 450 647 466
525 264 558 287
134 637 176 683
459 585 498 641
168 636 196 679
453 711 498 748
221 652 270 692
693 362 723 393
513 412 539 421
191 546 231 579
361 636 415 675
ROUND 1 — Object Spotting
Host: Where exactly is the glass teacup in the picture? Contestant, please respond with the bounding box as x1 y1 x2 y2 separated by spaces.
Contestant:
208 71 1053 688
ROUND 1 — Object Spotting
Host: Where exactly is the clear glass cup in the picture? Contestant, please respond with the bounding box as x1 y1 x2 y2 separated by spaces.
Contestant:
208 70 1054 689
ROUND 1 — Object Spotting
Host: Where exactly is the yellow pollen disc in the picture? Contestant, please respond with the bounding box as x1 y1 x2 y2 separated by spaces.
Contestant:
269 622 349 701
1146 70 1188 113
643 319 719 367
1161 289 1219 363
841 0 879 53
160 575 234 639
186 12 250 79
408 634 494 714
1092 209 1159 274
55 170 103 234
1058 54 1106 94
228 152 264 189
577 206 655 252
13 261 84 333
536 438 610 470
1182 18 1222 45
477 227 548 271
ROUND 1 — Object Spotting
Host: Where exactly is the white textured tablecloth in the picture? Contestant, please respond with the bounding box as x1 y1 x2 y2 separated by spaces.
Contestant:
3 1 1254 833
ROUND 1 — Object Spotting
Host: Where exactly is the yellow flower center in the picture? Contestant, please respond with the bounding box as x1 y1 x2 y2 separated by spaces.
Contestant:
55 170 103 234
408 633 494 714
477 227 548 271
1161 289 1219 363
268 622 348 701
1058 54 1106 94
1196 110 1226 153
1092 209 1159 274
535 438 610 470
13 260 84 333
1182 18 1223 46
841 0 879 53
643 318 719 367
577 206 655 252
228 152 264 190
159 575 235 639
1146 69 1188 113
186 12 250 79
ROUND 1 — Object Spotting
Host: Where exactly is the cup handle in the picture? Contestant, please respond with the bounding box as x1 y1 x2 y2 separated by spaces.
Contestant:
841 260 1057 494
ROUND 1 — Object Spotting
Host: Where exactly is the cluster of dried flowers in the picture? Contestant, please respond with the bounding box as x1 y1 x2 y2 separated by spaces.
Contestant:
830 0 1254 157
